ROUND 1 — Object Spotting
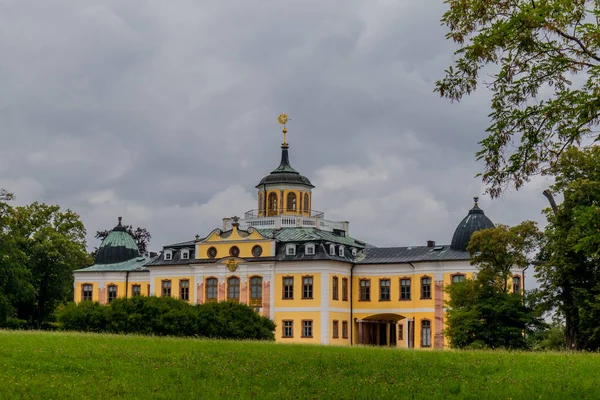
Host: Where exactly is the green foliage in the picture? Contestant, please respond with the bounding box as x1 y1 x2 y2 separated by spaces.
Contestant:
58 297 276 340
0 198 91 327
468 221 543 292
446 222 543 349
436 1 600 197
444 279 542 349
530 324 567 351
2 331 600 399
537 146 600 350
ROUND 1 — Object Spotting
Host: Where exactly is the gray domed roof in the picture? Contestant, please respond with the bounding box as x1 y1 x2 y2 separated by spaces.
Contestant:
450 197 495 251
95 217 140 264
256 144 314 188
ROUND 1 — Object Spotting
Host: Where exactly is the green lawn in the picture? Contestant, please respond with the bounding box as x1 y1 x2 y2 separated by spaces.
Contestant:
0 330 598 399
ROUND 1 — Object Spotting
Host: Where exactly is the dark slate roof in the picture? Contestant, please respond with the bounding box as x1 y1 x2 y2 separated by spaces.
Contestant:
94 218 140 264
146 246 196 266
450 198 495 251
275 242 358 263
355 245 470 264
256 145 314 188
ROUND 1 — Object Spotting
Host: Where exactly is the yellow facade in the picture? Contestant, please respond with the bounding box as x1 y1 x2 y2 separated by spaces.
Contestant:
274 273 321 308
196 226 273 260
154 276 194 301
275 311 321 344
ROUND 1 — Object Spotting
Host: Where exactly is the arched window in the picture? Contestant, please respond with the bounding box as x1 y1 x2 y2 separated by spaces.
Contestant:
268 192 278 215
228 277 240 301
513 276 521 293
287 192 297 211
258 192 263 212
421 320 432 347
108 285 117 303
250 276 263 307
206 278 218 302
303 193 309 212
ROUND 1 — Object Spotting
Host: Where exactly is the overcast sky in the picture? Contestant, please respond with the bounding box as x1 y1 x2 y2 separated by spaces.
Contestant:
0 0 552 286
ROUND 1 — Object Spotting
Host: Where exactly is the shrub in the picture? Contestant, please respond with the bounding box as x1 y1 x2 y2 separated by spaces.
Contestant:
2 317 28 330
57 297 275 340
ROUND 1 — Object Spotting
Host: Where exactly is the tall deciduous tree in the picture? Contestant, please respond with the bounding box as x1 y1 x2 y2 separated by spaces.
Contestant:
537 146 600 350
445 222 544 349
436 1 600 197
468 221 543 292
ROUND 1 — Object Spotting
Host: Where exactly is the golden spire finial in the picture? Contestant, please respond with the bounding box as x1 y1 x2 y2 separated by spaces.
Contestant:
277 113 290 145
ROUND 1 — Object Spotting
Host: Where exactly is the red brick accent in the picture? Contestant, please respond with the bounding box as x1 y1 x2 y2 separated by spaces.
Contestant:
197 282 204 304
434 280 444 349
263 281 271 318
218 282 225 301
240 280 248 305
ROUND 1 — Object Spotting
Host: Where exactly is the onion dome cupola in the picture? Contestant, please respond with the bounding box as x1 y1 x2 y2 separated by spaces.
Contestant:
450 197 495 251
255 114 314 217
94 217 141 264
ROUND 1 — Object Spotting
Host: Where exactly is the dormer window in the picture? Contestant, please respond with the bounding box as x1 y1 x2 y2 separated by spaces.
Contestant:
286 244 296 256
351 248 358 256
164 250 172 261
329 244 336 256
338 246 345 257
181 249 189 260
305 243 315 255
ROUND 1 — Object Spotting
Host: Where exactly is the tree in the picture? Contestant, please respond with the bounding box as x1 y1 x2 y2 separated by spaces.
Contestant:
468 221 543 292
536 146 600 350
0 188 13 202
444 278 542 349
445 222 544 349
94 224 152 255
436 1 600 197
12 203 92 327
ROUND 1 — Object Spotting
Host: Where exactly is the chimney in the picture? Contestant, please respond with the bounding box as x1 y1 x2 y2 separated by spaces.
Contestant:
427 240 435 248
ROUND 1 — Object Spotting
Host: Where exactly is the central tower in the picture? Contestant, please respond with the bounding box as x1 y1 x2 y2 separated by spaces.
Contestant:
255 114 315 217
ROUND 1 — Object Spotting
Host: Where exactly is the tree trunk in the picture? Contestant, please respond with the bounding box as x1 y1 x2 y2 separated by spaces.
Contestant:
543 189 558 215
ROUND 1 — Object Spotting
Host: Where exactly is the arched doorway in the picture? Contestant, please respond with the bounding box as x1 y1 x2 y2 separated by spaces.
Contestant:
356 313 405 347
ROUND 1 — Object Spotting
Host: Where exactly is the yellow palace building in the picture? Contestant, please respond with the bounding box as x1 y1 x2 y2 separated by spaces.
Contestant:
73 117 524 349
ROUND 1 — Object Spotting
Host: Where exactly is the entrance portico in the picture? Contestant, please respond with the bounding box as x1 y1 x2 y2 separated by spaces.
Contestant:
356 314 404 347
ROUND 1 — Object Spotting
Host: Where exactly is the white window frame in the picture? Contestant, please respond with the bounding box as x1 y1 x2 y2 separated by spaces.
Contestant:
305 243 315 255
338 246 345 257
286 244 296 256
329 244 336 256
164 250 173 261
181 249 189 260
351 248 358 256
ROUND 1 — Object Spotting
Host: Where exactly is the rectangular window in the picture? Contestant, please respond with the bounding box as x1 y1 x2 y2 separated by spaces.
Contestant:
82 284 93 301
147 284 150 296
302 276 313 299
452 274 466 284
283 277 294 299
302 320 313 338
332 276 339 300
162 280 171 297
181 250 189 260
283 320 293 338
513 276 521 293
206 278 218 302
400 278 411 300
180 280 189 301
360 279 371 301
379 279 391 301
421 277 431 299
250 276 263 307
342 321 348 338
286 245 296 256
305 244 315 255
164 251 172 261
421 320 431 347
342 277 348 301
132 284 141 297
108 285 117 303
228 277 240 301
332 320 339 338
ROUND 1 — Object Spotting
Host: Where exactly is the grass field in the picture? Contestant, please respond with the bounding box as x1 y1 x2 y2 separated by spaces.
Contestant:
0 331 599 399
